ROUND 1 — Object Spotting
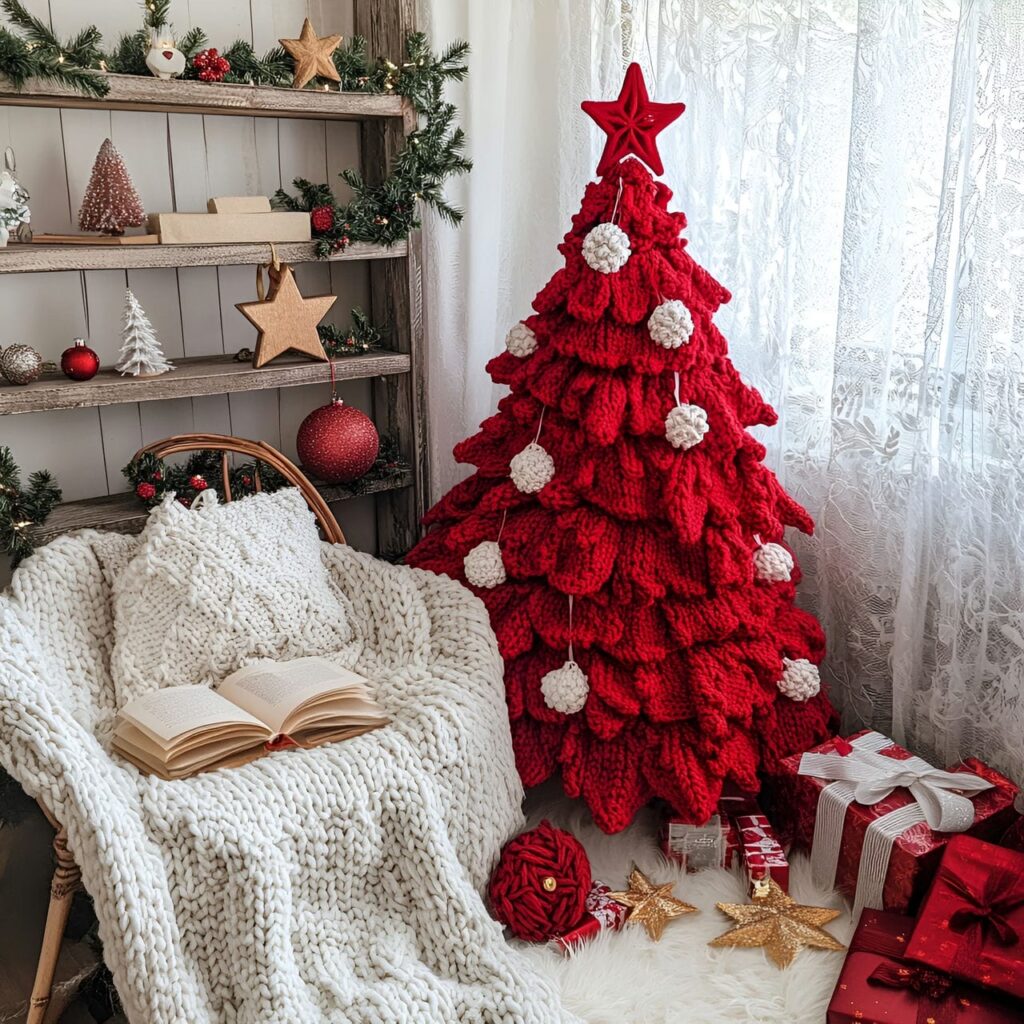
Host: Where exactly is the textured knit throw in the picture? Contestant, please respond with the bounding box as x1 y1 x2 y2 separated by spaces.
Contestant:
0 531 574 1023
407 157 838 833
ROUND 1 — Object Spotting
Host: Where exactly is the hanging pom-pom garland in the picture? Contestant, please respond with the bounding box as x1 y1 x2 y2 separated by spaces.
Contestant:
777 658 821 702
464 540 506 589
510 408 554 494
665 372 709 450
540 597 590 715
648 300 694 349
753 538 794 582
505 322 537 358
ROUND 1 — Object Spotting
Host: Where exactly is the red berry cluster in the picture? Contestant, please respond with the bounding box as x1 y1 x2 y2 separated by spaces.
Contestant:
310 205 335 233
189 475 208 491
192 48 230 83
136 481 156 500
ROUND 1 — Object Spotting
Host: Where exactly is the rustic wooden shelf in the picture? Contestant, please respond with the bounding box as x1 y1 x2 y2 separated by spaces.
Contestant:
0 73 410 122
0 239 406 274
0 352 411 416
31 470 414 546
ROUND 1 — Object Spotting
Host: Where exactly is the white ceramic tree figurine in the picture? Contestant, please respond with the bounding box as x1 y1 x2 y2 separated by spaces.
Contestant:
117 289 173 376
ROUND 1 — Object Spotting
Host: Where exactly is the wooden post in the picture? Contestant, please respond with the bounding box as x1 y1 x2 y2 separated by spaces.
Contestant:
354 0 429 560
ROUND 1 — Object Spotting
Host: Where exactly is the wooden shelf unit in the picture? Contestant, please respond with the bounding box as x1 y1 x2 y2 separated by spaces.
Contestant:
1 0 427 561
0 239 406 273
0 352 411 416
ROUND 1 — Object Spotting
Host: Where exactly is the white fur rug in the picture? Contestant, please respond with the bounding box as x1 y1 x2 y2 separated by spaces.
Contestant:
519 784 854 1023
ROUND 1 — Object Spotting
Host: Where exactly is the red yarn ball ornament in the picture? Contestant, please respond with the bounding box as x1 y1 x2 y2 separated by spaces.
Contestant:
60 338 100 381
296 397 379 484
487 820 592 942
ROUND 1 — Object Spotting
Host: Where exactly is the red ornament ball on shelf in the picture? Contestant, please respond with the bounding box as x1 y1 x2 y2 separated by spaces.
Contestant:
136 482 156 500
60 338 100 381
487 820 592 942
297 398 379 484
189 475 208 491
310 205 335 233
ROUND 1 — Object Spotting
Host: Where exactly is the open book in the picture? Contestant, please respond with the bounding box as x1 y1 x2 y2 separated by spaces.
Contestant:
112 657 389 780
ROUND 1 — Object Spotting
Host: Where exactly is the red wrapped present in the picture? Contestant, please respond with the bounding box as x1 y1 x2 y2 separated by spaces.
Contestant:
906 835 1024 1001
828 907 1022 1024
548 880 628 953
765 730 1019 916
733 810 789 892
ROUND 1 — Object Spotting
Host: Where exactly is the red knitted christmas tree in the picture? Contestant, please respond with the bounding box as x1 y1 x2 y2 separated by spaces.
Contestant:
408 67 836 833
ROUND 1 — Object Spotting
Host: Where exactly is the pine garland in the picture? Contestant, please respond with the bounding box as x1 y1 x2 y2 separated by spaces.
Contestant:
318 308 384 357
0 446 62 565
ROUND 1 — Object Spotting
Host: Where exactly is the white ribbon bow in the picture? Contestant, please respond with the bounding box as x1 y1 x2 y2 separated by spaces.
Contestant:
798 732 994 917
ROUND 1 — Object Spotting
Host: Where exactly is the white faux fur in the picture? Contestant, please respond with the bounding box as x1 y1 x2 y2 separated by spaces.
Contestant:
519 784 853 1023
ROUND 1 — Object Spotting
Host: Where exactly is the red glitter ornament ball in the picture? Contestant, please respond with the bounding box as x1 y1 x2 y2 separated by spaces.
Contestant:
60 338 100 381
296 398 379 484
310 205 335 233
487 821 592 942
136 481 156 500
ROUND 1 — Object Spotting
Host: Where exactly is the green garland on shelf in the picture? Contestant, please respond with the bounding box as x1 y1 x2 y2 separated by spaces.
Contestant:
0 445 61 565
122 436 407 512
0 5 471 250
318 308 384 356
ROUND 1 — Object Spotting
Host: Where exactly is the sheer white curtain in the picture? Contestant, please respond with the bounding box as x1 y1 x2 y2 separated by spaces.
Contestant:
419 0 1024 783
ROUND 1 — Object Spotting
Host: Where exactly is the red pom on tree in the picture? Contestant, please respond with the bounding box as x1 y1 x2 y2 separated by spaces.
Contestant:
189 475 208 491
487 821 592 942
310 205 335 233
296 398 379 484
136 482 156 500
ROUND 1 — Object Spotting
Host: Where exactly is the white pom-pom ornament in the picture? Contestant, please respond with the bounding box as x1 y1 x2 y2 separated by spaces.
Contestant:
582 222 631 274
505 322 537 358
665 403 709 450
510 442 554 493
777 658 821 702
754 542 794 582
541 660 590 714
648 300 694 349
463 540 506 589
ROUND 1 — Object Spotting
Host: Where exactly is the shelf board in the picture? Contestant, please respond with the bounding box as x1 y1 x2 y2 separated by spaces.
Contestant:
0 238 406 273
0 73 408 121
31 471 413 546
0 351 411 416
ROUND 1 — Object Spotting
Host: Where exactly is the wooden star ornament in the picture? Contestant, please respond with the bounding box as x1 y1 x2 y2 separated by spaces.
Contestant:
606 865 698 941
280 18 342 90
236 263 334 368
709 878 845 969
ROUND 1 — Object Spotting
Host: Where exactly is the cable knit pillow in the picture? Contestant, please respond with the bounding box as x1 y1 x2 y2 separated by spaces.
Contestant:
110 488 352 708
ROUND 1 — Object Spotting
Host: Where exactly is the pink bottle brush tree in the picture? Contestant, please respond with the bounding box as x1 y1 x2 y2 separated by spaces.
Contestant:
78 138 145 236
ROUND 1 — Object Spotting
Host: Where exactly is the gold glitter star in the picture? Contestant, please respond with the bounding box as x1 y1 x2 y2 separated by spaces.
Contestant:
709 878 845 969
606 864 698 941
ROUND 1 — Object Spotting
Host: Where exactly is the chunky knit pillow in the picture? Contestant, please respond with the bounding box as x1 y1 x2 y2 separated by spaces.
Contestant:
110 488 352 708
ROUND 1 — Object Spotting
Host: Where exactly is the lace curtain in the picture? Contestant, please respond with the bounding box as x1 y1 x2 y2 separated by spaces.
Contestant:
420 0 1024 784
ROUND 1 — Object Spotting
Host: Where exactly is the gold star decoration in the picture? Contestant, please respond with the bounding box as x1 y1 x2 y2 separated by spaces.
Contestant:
606 864 698 941
236 263 334 368
708 878 845 969
279 18 342 90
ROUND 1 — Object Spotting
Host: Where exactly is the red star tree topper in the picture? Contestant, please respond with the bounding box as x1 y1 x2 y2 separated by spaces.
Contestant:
407 69 836 833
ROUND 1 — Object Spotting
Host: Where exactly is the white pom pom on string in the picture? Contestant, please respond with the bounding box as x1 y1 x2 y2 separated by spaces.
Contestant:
648 300 694 349
665 403 709 450
582 222 631 274
541 660 590 714
777 658 821 702
463 540 506 589
510 442 555 493
754 541 794 582
505 322 537 358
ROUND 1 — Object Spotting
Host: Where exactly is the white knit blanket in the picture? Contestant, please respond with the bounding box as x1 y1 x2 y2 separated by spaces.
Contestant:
0 532 573 1024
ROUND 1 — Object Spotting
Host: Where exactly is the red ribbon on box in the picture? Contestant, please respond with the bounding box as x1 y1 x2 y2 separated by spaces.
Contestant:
549 880 627 954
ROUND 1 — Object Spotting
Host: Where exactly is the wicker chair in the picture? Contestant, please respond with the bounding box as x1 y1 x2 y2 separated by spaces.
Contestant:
26 434 344 1024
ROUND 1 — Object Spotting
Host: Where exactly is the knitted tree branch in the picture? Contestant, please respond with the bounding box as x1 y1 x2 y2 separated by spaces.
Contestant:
407 158 838 834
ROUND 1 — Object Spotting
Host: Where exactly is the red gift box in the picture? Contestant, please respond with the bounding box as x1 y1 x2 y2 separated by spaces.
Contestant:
907 835 1024 1001
548 880 627 954
828 908 1022 1024
765 731 1019 915
734 811 789 892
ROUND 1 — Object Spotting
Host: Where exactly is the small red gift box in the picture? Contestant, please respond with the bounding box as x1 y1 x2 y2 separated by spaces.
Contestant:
733 811 789 892
548 880 627 954
765 731 1019 915
906 835 1024 1002
827 908 1022 1024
